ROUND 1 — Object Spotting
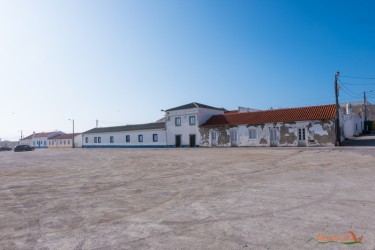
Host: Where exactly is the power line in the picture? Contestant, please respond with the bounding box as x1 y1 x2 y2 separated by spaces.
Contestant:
338 80 363 97
339 82 375 86
340 87 362 99
340 75 375 80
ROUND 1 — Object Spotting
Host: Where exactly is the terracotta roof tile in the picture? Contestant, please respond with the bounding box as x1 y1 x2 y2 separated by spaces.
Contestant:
21 131 62 140
203 104 336 127
51 133 81 140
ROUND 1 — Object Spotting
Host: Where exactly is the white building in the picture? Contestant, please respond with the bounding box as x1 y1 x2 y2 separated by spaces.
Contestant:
82 122 166 148
164 102 225 147
48 133 83 148
200 104 339 147
82 102 225 148
20 131 64 149
342 103 364 138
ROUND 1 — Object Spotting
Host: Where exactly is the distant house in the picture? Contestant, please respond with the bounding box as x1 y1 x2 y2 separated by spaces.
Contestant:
342 103 364 138
20 131 64 149
164 102 225 147
48 133 83 148
0 140 18 148
200 104 339 147
82 122 166 148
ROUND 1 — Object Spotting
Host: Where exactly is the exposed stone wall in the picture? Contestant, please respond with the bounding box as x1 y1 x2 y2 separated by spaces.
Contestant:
200 119 336 147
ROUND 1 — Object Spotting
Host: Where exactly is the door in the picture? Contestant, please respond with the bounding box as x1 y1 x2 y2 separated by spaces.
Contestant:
230 130 238 147
270 128 278 147
175 135 181 148
211 131 217 146
298 128 307 147
189 134 196 147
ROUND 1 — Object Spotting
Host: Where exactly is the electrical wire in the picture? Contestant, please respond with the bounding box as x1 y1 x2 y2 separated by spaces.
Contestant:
338 80 363 97
340 75 375 80
340 87 362 99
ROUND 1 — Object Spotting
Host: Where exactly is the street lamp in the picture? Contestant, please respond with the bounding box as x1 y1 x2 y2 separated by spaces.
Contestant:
68 119 75 148
161 109 168 148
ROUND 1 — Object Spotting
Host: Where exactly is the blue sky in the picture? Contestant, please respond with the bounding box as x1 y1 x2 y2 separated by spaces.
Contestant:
1 0 375 140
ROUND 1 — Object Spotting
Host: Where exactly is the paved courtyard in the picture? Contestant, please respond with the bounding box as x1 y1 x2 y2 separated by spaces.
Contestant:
0 148 374 249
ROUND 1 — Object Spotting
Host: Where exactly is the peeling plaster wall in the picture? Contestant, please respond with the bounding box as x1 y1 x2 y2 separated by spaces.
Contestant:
200 119 336 147
199 126 232 147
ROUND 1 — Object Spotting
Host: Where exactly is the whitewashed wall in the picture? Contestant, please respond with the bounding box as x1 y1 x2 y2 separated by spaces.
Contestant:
83 129 166 148
165 107 224 147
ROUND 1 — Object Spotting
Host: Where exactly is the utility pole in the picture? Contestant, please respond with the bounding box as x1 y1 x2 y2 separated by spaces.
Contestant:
335 71 341 146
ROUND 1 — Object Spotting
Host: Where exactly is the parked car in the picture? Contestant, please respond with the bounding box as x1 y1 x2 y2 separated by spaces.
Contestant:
0 147 12 151
13 145 34 152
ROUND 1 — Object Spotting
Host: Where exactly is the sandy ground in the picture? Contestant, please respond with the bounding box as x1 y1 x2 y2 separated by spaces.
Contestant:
0 148 375 250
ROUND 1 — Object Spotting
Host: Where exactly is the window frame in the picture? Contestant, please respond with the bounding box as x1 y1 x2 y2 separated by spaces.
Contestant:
175 117 181 126
138 134 143 142
249 128 257 139
110 136 114 143
153 134 158 142
189 116 196 125
126 135 130 143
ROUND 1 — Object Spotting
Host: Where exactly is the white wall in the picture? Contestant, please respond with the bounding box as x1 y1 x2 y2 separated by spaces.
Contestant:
83 129 166 148
343 113 364 138
74 134 83 148
166 107 224 147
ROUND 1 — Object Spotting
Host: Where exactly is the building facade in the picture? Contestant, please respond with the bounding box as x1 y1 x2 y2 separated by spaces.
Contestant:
48 133 83 148
200 104 338 147
82 123 166 148
20 131 65 149
164 103 225 147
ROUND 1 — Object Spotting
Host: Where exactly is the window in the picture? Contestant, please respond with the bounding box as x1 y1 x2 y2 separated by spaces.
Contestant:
94 137 98 143
68 140 70 145
85 137 88 143
48 141 51 146
110 136 114 143
126 135 130 143
98 137 101 143
44 141 46 146
249 129 257 139
189 116 196 125
33 141 35 146
64 140 66 145
153 134 158 142
138 134 143 142
175 117 181 126
60 140 62 145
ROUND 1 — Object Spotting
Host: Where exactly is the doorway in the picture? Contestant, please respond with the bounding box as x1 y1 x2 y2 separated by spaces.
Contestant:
298 128 307 147
230 130 238 147
270 128 278 147
189 134 196 147
175 135 181 148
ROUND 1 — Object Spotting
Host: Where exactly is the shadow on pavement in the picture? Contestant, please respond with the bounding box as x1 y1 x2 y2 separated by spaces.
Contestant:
342 131 375 146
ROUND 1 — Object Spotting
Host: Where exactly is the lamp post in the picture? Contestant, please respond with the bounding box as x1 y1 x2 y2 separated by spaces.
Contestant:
161 109 168 148
69 119 75 148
